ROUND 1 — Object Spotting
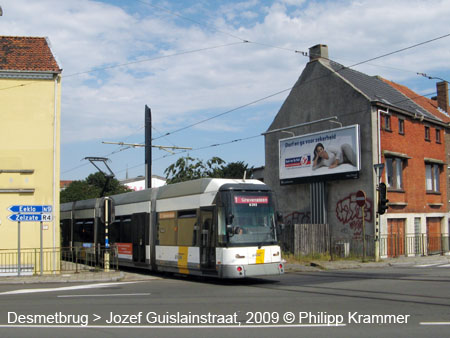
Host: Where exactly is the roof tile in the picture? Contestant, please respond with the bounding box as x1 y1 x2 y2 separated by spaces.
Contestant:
0 36 61 72
382 78 450 124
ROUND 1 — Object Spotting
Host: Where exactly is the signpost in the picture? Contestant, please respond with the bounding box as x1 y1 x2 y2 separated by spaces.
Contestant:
8 205 53 276
356 190 366 262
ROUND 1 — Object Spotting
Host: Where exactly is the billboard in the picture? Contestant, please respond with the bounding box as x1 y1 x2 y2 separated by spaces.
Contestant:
279 125 361 185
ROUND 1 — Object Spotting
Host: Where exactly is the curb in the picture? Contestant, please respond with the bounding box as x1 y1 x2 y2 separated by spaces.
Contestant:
0 271 125 285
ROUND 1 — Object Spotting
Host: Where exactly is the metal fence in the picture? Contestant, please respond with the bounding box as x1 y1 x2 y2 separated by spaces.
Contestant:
280 224 449 259
0 246 118 276
380 234 450 257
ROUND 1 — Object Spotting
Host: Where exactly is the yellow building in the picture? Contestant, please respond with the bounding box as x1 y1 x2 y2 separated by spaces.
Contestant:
0 36 61 274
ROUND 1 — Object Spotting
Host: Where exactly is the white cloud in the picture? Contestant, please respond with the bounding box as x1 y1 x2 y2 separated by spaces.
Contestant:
2 0 450 178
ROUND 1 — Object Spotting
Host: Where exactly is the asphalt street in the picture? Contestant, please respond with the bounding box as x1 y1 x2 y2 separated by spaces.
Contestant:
0 265 449 338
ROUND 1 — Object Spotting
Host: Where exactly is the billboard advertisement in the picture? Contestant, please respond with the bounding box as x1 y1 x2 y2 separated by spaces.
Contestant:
279 125 361 185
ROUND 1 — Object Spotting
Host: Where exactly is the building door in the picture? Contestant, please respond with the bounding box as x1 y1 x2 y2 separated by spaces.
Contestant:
132 213 148 264
426 217 442 254
199 208 215 269
387 219 405 257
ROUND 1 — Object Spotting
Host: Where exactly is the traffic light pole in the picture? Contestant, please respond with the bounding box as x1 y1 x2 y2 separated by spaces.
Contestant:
373 163 385 262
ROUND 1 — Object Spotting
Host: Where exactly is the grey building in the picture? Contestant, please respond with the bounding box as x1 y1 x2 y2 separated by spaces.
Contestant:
264 44 449 258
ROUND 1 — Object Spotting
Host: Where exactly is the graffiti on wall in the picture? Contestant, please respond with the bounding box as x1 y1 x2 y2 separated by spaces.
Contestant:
335 192 373 239
284 211 311 226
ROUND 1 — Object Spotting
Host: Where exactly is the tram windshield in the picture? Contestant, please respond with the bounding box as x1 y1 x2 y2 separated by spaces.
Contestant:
218 191 277 246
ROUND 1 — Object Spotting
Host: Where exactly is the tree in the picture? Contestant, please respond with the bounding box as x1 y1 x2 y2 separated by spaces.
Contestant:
220 161 253 179
164 156 252 184
60 172 131 203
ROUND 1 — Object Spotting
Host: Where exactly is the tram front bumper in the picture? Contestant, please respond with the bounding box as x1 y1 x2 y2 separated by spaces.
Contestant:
219 262 284 278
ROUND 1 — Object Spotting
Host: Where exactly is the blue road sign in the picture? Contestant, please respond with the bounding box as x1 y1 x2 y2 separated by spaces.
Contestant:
8 214 53 222
8 205 52 213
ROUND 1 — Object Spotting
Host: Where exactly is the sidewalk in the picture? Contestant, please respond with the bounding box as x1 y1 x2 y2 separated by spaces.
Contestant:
285 254 450 272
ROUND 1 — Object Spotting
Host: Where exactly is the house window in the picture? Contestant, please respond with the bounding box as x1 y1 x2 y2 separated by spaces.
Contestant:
385 157 404 190
436 129 441 143
384 115 391 131
425 163 440 192
398 119 404 135
425 126 430 141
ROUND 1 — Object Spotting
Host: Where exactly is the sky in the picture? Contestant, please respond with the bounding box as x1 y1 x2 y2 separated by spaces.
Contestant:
1 0 450 181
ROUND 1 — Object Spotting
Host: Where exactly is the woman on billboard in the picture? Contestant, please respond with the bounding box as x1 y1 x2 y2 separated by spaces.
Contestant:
312 143 356 170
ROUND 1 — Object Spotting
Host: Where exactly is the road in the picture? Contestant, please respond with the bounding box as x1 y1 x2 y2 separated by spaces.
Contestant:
0 265 449 338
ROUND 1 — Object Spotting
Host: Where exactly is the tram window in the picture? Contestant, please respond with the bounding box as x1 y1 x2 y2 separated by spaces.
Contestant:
217 207 227 244
109 220 120 243
158 218 177 246
82 221 94 242
60 219 71 247
73 220 94 243
120 217 132 243
73 220 84 242
178 216 196 246
178 210 197 218
98 221 105 245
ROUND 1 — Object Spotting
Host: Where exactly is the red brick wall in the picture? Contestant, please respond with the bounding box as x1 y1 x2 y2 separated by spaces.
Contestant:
380 112 447 213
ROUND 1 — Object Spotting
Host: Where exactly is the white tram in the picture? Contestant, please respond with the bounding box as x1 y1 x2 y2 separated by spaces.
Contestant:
60 178 284 278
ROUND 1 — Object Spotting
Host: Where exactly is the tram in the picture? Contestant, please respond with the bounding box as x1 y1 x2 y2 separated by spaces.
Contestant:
60 178 285 278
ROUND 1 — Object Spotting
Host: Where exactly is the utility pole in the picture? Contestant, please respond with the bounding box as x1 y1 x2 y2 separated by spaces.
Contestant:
145 105 152 189
102 105 192 189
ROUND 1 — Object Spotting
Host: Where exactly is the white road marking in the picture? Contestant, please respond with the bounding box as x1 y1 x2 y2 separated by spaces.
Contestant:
415 263 450 268
57 293 150 298
0 282 141 295
420 322 450 326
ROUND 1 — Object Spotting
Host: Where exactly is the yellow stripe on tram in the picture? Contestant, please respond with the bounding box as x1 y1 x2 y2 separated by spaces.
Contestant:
256 249 265 264
178 246 189 274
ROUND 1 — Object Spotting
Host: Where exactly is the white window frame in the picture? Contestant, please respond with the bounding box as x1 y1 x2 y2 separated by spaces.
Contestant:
385 157 404 190
425 163 440 193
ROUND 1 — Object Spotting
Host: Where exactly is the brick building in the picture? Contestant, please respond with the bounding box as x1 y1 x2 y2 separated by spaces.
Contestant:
264 44 449 259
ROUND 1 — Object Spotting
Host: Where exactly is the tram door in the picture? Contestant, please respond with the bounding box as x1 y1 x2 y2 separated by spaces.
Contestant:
132 213 148 264
200 208 215 269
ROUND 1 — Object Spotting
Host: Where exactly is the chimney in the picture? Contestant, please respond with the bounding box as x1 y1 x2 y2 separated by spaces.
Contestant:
436 81 449 113
309 44 328 62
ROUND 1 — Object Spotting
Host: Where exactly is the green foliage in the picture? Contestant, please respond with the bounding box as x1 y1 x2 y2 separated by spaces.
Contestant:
60 172 131 203
220 161 253 179
164 156 253 184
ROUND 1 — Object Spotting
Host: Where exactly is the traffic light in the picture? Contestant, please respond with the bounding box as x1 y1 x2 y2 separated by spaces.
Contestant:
378 182 389 215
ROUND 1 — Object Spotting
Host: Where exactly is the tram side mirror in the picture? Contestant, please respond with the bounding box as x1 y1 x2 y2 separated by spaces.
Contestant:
276 212 283 223
276 212 284 237
226 214 235 237
226 213 234 225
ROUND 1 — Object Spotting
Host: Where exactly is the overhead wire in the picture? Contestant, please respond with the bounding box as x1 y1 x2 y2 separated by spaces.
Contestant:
115 82 448 175
64 31 450 176
150 32 450 142
132 0 308 55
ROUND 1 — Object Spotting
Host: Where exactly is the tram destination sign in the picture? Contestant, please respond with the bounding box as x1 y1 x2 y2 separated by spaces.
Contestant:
8 213 53 222
8 205 52 213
